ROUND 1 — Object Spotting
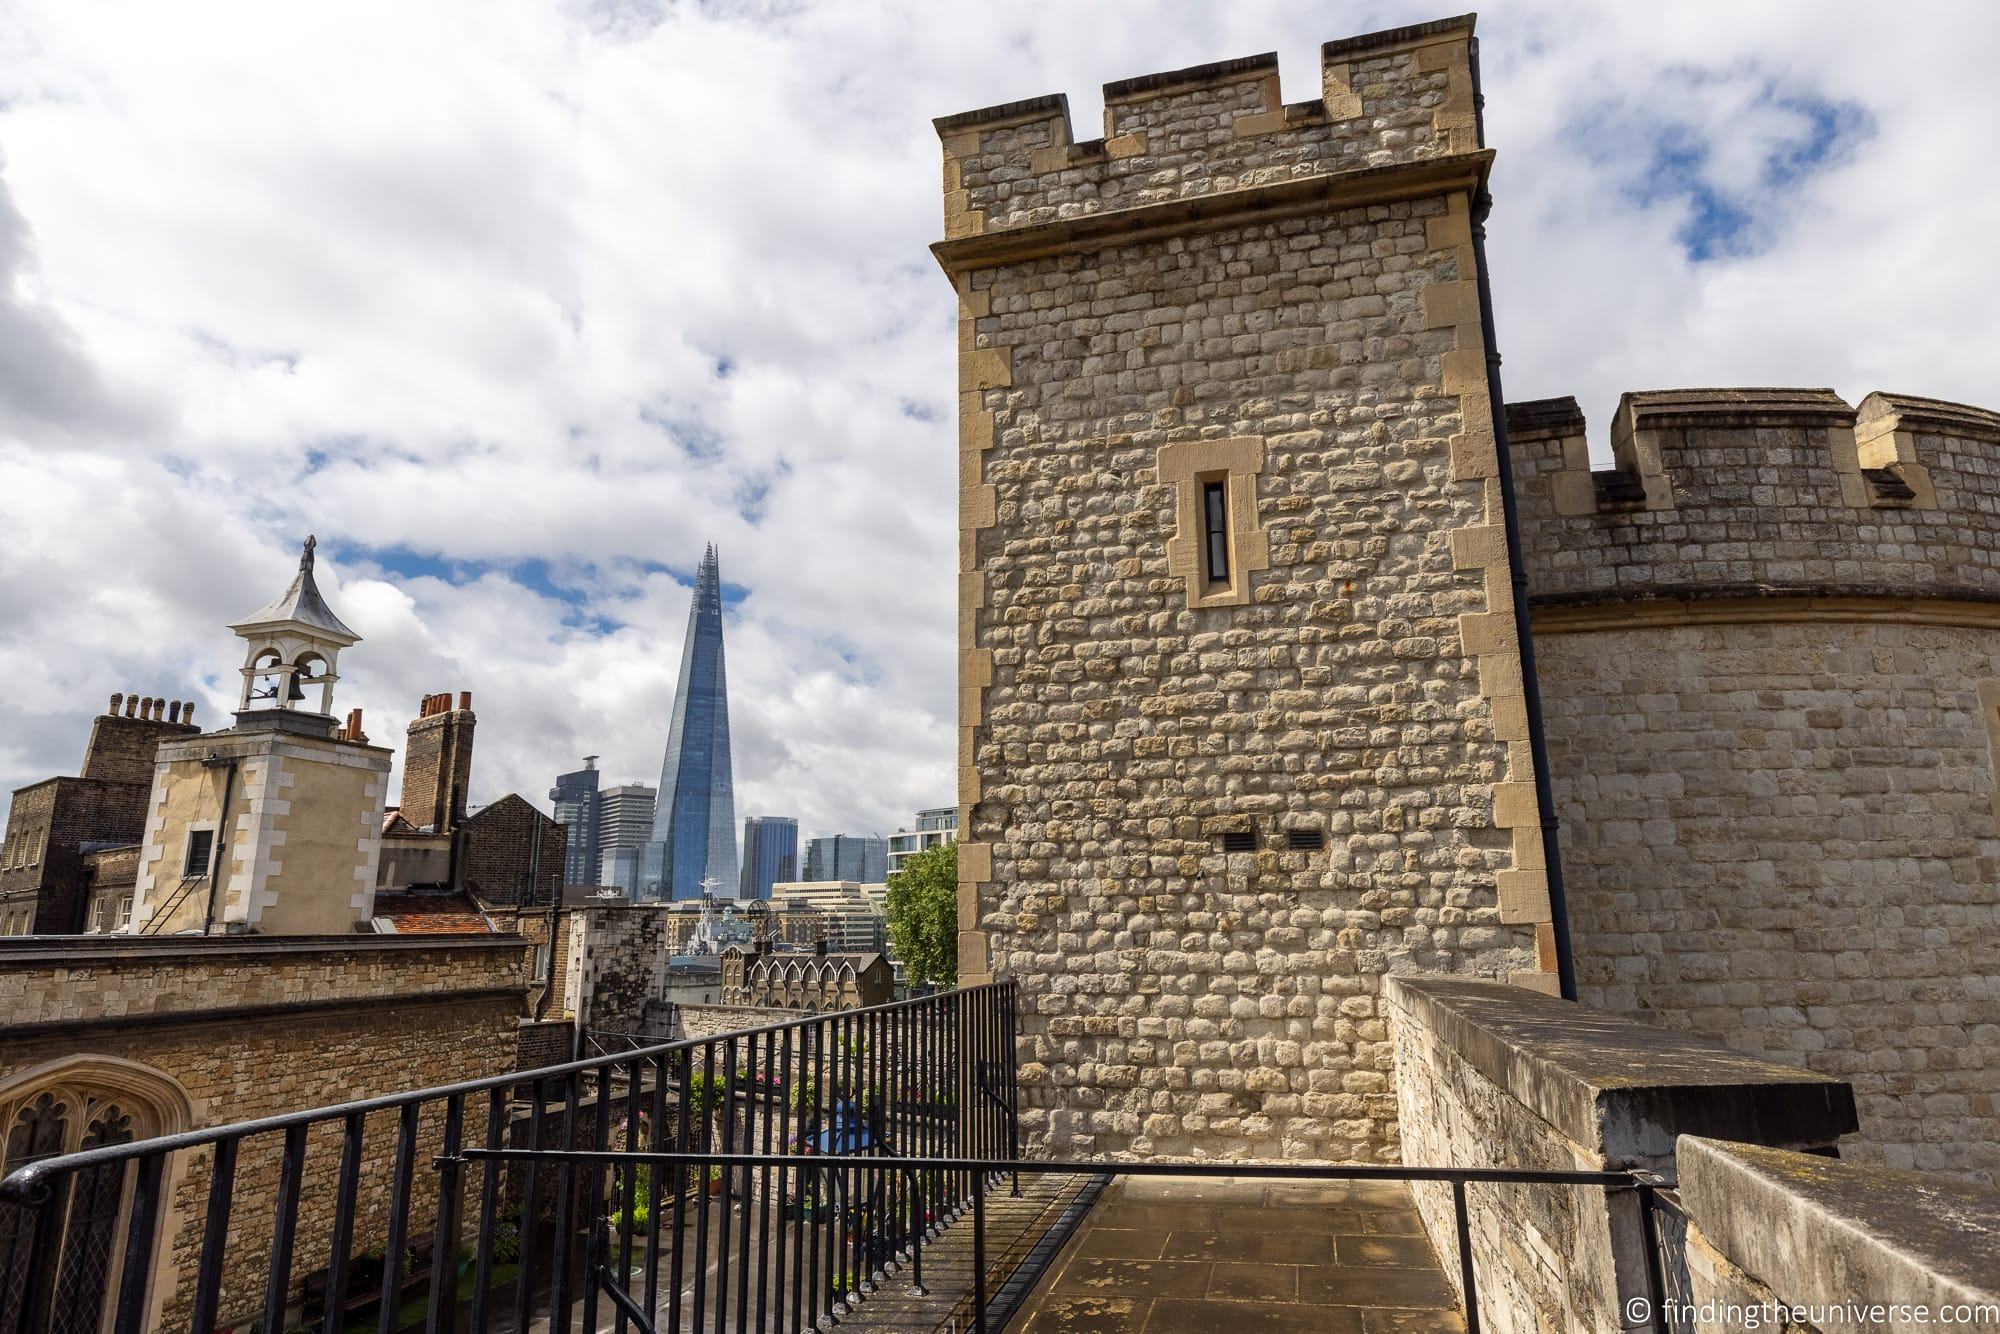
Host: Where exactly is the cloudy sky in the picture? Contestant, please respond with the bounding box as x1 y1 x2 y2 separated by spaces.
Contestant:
2 1 1995 845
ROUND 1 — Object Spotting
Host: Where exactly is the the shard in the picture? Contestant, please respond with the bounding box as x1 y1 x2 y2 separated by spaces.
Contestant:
640 545 739 900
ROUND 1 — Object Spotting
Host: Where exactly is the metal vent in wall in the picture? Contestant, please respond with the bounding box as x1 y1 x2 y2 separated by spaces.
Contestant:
1220 829 1257 853
1286 828 1324 851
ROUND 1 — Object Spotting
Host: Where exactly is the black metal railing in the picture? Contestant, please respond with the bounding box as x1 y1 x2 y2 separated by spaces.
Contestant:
0 980 1018 1334
463 1149 1692 1334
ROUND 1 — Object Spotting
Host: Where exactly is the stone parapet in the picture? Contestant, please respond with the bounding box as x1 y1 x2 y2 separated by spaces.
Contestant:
1508 388 2000 612
1386 975 1856 1333
1678 1137 2000 1333
935 16 1480 244
0 933 527 1034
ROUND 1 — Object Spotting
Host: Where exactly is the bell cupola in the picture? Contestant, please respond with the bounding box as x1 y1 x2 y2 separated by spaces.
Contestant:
227 534 360 738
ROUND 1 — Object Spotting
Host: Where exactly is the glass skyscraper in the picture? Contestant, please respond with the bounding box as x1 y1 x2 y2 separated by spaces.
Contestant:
642 545 739 901
739 815 798 900
548 757 601 887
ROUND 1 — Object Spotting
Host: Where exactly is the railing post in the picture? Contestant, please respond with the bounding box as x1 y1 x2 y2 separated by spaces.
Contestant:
13 1179 66 1334
906 1165 926 1296
1636 1180 1671 1334
1453 1178 1481 1334
971 1179 987 1334
424 1096 465 1331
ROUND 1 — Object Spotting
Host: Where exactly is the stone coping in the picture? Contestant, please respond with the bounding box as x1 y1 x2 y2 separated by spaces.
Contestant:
1384 977 1857 1159
1678 1137 2000 1323
0 932 528 965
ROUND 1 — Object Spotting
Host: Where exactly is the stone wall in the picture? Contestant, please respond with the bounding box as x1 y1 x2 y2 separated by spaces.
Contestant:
569 901 674 1035
1677 1137 2000 1333
938 14 1558 1162
1509 390 2000 1180
0 934 525 1330
1385 975 1856 1334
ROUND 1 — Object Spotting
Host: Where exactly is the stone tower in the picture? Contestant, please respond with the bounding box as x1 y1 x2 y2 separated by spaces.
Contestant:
1509 388 2000 1179
131 537 391 935
935 15 1565 1160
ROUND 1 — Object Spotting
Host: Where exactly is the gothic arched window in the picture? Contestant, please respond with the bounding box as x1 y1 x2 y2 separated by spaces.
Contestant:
0 1059 192 1334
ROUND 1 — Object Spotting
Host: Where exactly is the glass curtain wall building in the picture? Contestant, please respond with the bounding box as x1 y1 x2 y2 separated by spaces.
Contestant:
739 816 798 900
803 834 888 884
549 757 601 886
642 545 740 900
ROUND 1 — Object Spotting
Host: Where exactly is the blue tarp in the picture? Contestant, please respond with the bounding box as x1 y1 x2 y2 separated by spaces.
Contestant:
811 1101 873 1155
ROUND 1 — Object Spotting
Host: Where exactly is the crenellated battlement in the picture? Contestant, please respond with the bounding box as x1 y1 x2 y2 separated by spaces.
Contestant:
1509 387 2000 616
932 15 1484 264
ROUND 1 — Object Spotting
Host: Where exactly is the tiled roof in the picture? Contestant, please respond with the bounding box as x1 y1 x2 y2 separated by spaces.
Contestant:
371 891 499 935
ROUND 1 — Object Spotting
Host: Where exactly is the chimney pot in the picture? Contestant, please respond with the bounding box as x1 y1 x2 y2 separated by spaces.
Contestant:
124 695 137 718
109 692 123 715
458 690 472 712
167 701 181 723
183 701 196 725
140 698 153 720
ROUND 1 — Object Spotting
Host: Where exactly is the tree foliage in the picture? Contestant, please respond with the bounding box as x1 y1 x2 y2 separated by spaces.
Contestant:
884 841 958 988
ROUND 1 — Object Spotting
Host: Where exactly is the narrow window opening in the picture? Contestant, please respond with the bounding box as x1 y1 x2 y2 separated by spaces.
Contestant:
183 829 215 878
1286 828 1324 852
1220 829 1256 853
1203 480 1230 585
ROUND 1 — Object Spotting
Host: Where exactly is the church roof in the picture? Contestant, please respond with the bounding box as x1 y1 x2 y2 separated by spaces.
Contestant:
229 535 359 644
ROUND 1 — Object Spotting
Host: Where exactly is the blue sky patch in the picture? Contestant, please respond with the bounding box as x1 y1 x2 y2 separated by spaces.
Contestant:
1583 77 1872 262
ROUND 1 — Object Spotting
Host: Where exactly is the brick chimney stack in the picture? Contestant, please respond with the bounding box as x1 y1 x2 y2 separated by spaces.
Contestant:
400 690 475 833
81 687 205 785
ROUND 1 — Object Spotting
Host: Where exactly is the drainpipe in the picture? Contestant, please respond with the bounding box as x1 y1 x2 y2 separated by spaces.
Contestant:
201 758 239 935
1465 34 1578 1001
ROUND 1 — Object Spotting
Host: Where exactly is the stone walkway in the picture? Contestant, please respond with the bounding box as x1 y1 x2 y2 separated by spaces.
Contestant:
1003 1175 1467 1334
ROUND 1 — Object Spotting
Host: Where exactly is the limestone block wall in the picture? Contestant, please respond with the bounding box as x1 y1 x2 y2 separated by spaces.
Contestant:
938 15 1558 1163
1509 390 2000 1181
569 901 673 1034
1677 1137 2000 1334
1385 976 1856 1334
0 934 525 1330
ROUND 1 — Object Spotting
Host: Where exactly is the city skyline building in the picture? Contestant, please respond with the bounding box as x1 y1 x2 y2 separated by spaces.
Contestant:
595 782 656 893
887 806 956 876
643 545 739 900
549 756 601 887
802 833 887 885
739 815 798 901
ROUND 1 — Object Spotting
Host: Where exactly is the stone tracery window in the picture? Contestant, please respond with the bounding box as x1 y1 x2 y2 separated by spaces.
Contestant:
0 1059 191 1334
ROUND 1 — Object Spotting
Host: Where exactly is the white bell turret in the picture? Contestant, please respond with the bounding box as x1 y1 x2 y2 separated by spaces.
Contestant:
228 535 359 734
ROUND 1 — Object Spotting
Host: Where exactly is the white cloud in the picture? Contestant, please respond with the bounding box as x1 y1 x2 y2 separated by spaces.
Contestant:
1 0 1995 845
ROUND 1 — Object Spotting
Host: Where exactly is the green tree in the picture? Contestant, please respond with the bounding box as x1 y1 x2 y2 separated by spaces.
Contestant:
884 841 958 988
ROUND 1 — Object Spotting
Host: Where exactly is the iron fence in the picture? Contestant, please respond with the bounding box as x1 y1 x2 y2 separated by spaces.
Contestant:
461 1148 1690 1334
0 981 1018 1334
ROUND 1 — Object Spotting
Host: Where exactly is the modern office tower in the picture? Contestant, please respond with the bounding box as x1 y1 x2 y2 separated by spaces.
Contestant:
802 834 887 885
549 756 602 886
739 815 799 901
595 783 656 892
887 806 957 876
642 545 739 900
769 881 889 954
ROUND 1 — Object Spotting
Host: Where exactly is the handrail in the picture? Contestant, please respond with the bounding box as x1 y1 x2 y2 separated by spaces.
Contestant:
458 1147 1649 1188
0 980 1018 1204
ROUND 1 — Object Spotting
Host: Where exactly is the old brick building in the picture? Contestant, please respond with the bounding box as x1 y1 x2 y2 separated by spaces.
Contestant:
0 695 199 934
938 15 1999 1178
